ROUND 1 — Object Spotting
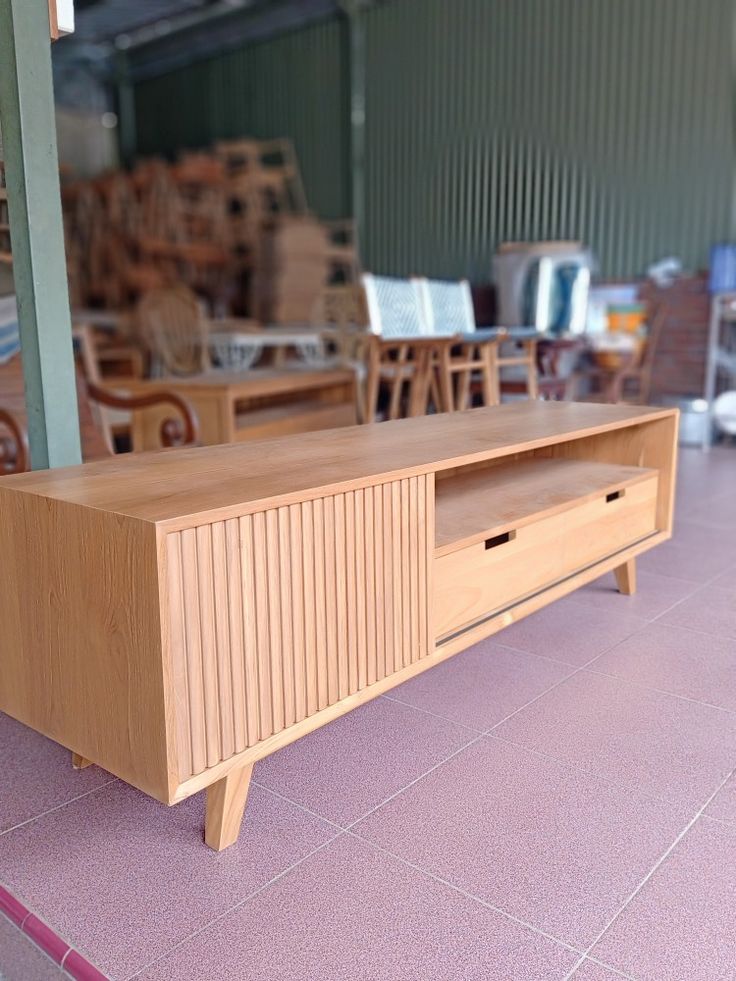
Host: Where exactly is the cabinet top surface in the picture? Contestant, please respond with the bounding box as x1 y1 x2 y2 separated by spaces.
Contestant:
1 401 675 526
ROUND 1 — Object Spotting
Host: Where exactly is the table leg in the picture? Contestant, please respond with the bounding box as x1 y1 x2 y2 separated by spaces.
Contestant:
614 559 637 596
205 763 254 851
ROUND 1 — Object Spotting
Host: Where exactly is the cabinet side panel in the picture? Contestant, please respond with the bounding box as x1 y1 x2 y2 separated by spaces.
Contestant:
0 490 170 801
167 476 432 783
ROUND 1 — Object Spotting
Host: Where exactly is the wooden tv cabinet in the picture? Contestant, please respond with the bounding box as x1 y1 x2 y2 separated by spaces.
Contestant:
0 402 678 850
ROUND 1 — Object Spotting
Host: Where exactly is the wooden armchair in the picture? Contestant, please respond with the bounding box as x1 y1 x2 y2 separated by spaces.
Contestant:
0 351 199 475
0 408 28 475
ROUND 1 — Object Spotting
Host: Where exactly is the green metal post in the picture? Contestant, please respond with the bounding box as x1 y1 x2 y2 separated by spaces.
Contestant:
339 0 367 260
0 0 82 469
116 49 137 170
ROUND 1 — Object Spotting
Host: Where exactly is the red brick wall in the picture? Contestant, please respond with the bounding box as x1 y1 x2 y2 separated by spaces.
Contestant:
638 274 711 401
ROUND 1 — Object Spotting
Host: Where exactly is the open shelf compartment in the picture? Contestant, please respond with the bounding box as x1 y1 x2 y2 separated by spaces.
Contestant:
435 457 660 556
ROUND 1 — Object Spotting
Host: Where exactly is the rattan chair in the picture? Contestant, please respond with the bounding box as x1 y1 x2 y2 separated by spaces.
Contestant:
138 285 210 376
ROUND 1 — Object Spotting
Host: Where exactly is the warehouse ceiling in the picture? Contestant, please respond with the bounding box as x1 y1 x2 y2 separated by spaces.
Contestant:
70 0 219 44
53 0 376 98
53 0 359 107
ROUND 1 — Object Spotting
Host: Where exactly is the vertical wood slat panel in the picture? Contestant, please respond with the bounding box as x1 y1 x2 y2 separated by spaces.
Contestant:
179 529 206 776
166 534 192 780
167 476 432 782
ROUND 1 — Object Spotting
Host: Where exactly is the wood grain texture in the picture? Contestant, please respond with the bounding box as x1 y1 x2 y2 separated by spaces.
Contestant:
204 763 254 852
0 403 679 845
173 530 668 805
166 477 433 782
435 458 659 555
0 493 172 802
615 559 637 595
434 473 659 638
1 402 677 529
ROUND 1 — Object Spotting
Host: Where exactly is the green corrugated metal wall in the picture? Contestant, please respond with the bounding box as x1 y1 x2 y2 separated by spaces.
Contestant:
133 18 349 220
362 0 735 279
133 0 735 279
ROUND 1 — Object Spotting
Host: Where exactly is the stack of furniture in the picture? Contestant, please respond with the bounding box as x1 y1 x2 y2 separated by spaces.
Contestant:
704 293 736 447
61 138 358 321
253 218 331 324
0 401 679 850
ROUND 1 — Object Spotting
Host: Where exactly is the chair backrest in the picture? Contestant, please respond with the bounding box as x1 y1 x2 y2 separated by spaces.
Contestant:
138 285 209 376
362 273 428 339
0 294 20 365
415 278 476 336
314 284 369 329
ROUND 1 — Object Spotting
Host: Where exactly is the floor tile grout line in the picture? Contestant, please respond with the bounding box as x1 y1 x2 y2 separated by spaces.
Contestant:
342 735 486 831
254 733 485 834
0 778 118 839
581 664 736 719
651 612 736 645
342 827 586 957
560 764 736 981
576 955 638 980
250 782 346 832
697 812 736 831
483 733 695 813
378 692 485 733
469 638 590 669
126 830 346 981
482 632 638 737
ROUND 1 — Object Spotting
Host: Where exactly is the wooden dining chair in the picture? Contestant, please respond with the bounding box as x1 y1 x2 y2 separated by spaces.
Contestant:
312 285 371 422
571 309 665 404
414 277 502 410
138 285 210 376
362 273 439 422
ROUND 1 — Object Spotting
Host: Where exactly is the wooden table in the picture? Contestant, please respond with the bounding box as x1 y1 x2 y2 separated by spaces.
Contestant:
127 367 358 449
0 401 678 851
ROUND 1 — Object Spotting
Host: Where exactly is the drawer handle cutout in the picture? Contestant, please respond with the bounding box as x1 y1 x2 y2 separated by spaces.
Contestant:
485 530 516 550
606 489 625 503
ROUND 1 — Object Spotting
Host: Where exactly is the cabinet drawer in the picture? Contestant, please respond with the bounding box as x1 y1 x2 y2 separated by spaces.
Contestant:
434 472 659 639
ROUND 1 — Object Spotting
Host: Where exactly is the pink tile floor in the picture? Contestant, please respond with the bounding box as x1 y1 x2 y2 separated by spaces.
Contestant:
1 445 735 981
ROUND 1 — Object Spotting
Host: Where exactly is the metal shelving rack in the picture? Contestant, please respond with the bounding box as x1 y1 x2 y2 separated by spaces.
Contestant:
703 292 736 448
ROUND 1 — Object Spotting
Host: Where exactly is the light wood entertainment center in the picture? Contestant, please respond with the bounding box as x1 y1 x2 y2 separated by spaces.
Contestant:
0 402 678 850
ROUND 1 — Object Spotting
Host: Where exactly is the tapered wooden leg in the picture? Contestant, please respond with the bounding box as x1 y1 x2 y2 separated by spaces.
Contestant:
525 340 539 400
614 558 637 595
437 346 455 413
480 341 500 406
205 763 254 852
72 752 92 769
